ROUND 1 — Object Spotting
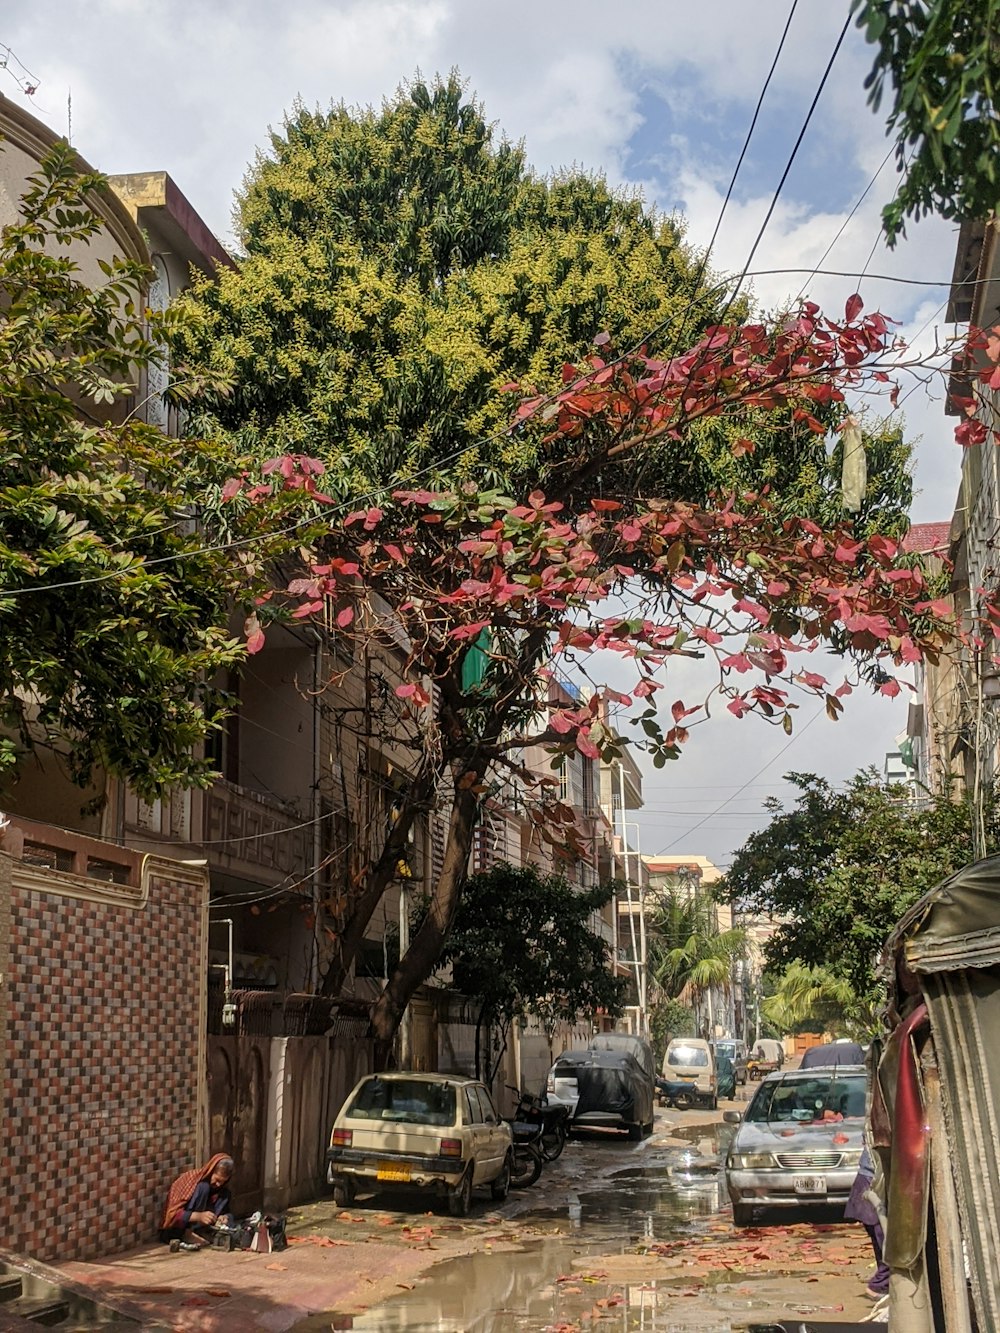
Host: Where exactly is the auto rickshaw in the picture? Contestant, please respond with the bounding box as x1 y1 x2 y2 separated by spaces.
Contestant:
874 852 1000 1331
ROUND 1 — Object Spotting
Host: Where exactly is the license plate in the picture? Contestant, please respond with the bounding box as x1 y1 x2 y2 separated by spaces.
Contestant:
793 1175 827 1195
376 1162 411 1183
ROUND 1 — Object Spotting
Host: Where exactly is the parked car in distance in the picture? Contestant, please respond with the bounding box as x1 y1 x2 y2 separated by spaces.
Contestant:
327 1073 513 1216
723 1065 867 1227
799 1040 866 1069
662 1037 717 1108
547 1047 654 1139
712 1039 749 1085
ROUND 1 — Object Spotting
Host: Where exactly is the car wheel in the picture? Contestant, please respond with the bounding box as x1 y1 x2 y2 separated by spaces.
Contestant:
674 1091 693 1111
627 1121 642 1141
332 1179 355 1208
490 1152 513 1201
732 1203 754 1227
448 1166 474 1217
711 1096 718 1110
642 1121 654 1137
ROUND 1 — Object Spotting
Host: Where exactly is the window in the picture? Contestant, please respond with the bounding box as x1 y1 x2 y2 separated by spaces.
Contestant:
464 1088 484 1124
668 1044 709 1068
476 1085 498 1124
745 1074 867 1125
348 1078 457 1126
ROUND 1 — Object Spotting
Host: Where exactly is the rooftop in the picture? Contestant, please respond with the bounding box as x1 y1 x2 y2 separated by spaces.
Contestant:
902 522 951 555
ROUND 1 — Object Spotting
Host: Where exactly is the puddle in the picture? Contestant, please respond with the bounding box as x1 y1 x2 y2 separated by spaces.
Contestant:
290 1133 745 1331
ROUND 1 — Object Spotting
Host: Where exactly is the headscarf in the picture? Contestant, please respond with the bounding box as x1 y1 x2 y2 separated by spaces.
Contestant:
161 1152 233 1230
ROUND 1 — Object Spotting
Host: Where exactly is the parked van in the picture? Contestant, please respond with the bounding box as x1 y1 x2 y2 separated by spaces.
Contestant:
662 1038 717 1107
711 1038 749 1085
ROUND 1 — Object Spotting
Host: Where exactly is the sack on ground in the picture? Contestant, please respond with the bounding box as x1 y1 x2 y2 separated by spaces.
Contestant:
238 1213 287 1254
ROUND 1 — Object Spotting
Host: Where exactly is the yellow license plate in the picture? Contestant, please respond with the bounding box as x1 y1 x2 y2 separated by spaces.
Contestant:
376 1162 411 1183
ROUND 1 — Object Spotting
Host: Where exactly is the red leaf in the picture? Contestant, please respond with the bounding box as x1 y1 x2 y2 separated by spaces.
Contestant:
845 293 864 322
336 605 354 628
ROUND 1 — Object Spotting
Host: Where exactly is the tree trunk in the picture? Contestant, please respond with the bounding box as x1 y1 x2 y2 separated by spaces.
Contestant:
475 1000 489 1081
371 783 479 1048
319 764 435 997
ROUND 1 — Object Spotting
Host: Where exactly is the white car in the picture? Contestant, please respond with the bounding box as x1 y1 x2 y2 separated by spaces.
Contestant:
326 1072 513 1216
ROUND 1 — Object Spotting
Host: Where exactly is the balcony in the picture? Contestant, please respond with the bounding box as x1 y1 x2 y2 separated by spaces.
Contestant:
202 779 312 884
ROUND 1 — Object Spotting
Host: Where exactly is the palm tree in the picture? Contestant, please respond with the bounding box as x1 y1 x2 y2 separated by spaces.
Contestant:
761 962 875 1036
648 889 746 1038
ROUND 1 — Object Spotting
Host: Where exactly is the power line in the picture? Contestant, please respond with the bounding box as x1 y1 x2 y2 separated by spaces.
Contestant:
650 706 825 856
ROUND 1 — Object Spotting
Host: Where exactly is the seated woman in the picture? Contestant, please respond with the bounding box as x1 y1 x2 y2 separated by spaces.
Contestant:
160 1153 235 1248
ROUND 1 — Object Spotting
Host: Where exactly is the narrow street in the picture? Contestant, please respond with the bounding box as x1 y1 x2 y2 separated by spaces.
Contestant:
54 1105 881 1331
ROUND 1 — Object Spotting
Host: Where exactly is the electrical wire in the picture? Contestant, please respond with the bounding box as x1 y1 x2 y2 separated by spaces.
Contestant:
650 706 825 855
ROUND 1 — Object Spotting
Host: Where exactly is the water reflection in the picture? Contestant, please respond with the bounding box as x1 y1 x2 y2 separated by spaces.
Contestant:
293 1133 741 1332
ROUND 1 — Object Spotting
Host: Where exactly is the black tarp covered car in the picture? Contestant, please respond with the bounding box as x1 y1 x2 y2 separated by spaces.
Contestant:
547 1048 654 1139
799 1041 866 1069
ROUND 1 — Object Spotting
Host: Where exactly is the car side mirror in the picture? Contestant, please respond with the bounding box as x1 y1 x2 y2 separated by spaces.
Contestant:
723 1110 742 1124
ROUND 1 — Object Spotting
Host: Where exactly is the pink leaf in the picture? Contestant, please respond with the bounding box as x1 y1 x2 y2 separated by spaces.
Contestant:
247 629 265 654
336 605 354 628
576 731 600 759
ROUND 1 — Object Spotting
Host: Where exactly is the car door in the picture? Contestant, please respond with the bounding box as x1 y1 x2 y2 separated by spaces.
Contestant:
476 1084 505 1176
463 1085 488 1183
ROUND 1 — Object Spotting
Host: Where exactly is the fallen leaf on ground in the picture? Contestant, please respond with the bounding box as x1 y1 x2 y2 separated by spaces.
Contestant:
264 1263 287 1272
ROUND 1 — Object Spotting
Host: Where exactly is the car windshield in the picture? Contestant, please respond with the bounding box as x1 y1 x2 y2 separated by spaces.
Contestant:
670 1045 708 1067
715 1043 737 1059
347 1078 457 1126
744 1073 866 1125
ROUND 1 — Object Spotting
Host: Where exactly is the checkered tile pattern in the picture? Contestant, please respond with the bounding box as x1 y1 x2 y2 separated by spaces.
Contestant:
0 859 207 1261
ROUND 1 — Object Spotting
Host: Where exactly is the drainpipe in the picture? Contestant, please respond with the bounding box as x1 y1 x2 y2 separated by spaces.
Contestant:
311 634 323 991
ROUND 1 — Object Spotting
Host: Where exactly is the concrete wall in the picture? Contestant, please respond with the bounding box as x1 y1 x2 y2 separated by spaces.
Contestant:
0 846 208 1262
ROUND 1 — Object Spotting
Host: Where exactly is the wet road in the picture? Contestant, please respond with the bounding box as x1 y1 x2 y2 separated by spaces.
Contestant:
290 1121 752 1332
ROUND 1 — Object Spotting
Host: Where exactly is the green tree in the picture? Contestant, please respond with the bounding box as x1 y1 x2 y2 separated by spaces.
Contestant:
176 73 913 531
720 770 1000 1009
853 0 1000 243
0 145 242 799
436 864 626 1082
761 962 868 1037
175 74 716 496
649 996 696 1068
648 888 746 1038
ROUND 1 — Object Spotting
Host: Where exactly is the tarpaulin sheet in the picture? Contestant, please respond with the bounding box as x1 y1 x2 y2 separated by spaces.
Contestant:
553 1048 653 1126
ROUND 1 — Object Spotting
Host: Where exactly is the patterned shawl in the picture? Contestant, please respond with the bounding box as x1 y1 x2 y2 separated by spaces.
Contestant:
161 1152 232 1231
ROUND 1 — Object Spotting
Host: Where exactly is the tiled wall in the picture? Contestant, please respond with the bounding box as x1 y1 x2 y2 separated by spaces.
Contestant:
0 852 208 1261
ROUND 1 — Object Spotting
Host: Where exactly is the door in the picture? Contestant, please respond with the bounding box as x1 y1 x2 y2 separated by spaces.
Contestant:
207 1035 270 1216
463 1086 489 1184
476 1085 505 1175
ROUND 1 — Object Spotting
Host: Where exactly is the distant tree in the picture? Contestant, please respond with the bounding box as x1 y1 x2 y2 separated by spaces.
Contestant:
853 0 1000 243
0 145 241 800
761 962 869 1038
720 771 1000 1008
649 996 697 1067
648 889 746 1037
436 864 627 1081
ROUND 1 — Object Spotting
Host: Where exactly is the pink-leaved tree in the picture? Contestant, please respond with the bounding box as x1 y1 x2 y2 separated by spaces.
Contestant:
224 297 995 1054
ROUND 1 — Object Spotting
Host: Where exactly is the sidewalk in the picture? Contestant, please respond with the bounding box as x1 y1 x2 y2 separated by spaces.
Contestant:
46 1231 439 1332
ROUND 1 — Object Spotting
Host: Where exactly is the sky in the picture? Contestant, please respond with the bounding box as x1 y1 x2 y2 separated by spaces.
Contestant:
3 0 966 870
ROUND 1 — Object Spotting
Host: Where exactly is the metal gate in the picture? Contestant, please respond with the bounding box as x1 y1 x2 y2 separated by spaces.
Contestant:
206 1035 270 1217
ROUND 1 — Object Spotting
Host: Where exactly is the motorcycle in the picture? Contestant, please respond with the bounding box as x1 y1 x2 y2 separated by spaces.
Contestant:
503 1106 544 1188
508 1086 571 1162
